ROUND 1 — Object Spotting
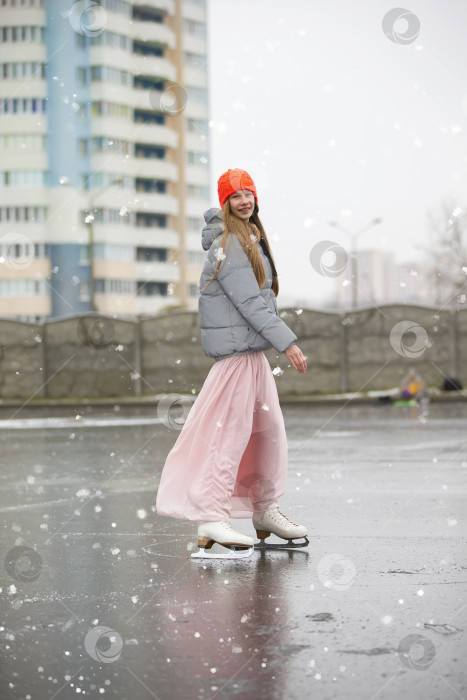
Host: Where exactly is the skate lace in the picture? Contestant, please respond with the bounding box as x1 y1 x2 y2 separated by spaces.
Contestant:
270 510 299 527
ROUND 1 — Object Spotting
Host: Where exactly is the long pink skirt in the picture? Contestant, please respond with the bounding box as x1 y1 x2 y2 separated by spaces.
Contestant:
155 351 288 522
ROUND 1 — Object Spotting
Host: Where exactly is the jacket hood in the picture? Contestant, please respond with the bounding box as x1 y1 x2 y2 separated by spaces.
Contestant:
201 208 224 251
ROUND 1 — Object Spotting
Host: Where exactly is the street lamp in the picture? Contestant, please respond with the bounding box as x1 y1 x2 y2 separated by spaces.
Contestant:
329 218 382 308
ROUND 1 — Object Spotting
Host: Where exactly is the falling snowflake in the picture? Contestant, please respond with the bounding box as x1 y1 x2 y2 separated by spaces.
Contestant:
214 247 226 261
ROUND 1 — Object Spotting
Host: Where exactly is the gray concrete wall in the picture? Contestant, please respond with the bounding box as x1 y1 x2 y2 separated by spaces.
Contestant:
0 306 465 400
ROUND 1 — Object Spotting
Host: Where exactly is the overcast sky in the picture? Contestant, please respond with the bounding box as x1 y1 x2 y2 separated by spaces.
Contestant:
205 0 467 306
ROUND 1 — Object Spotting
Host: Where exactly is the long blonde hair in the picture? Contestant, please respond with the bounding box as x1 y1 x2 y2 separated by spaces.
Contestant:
200 200 279 296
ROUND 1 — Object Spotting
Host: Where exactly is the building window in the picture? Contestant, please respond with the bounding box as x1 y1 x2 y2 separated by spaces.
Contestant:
92 137 130 155
0 26 45 43
91 65 129 85
186 184 210 199
78 245 90 265
185 86 208 104
1 61 45 79
135 178 166 193
133 7 163 23
0 98 47 114
187 151 209 167
94 244 133 261
78 138 88 156
79 279 91 301
133 76 164 91
184 52 207 70
187 118 209 136
87 172 132 189
133 109 165 125
95 279 135 295
0 134 46 152
0 279 47 296
1 171 46 187
134 144 165 159
77 67 87 85
92 208 131 225
136 213 167 228
186 217 204 232
100 0 131 18
187 250 206 266
133 41 163 57
136 281 168 296
0 206 47 222
91 101 131 120
136 247 167 262
183 19 206 39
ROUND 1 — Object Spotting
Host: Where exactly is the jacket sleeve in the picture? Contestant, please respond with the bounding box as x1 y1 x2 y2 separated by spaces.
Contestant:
214 234 297 353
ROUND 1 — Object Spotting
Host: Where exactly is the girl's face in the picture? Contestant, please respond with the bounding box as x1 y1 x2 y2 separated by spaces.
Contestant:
229 189 255 220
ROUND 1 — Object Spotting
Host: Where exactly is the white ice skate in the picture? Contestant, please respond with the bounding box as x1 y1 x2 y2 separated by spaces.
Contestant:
190 521 254 559
253 508 309 550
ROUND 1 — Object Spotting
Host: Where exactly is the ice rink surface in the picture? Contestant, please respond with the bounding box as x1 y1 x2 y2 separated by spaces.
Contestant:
1 401 466 700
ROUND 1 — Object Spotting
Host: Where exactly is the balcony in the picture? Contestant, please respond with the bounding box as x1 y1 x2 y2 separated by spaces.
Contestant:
131 54 176 81
135 260 179 282
132 87 162 111
131 122 178 148
132 0 175 14
131 20 175 48
133 192 178 215
92 225 179 248
129 157 178 181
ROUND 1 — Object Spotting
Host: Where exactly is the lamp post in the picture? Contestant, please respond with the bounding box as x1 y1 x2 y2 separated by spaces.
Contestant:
329 218 382 308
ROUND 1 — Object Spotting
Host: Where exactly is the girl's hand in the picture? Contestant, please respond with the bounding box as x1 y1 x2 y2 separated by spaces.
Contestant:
284 345 307 373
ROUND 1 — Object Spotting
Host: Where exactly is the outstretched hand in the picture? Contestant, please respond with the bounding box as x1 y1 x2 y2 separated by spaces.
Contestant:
284 344 307 374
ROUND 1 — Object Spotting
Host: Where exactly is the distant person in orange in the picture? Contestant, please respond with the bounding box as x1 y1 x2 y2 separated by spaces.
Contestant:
400 368 425 399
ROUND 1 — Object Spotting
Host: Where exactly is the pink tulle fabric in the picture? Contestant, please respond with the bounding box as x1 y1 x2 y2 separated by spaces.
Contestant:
156 351 288 521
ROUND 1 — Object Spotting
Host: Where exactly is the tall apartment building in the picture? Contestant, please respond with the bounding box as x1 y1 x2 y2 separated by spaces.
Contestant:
0 0 210 319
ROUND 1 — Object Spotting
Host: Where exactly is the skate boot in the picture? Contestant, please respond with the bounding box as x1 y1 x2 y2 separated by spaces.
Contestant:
191 521 254 559
253 508 309 549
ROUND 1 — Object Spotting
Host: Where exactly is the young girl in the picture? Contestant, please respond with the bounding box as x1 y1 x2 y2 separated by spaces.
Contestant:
156 169 308 556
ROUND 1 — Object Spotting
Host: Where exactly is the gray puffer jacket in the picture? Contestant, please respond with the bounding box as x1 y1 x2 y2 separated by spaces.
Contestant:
198 208 298 362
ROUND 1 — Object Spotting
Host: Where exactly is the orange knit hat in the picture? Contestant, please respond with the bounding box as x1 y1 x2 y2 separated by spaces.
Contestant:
217 169 258 208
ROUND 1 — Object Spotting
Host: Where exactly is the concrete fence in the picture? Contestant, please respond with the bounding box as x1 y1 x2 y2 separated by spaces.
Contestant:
0 305 465 400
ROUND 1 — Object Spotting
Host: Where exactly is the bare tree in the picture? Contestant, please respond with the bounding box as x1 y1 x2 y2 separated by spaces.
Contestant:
425 200 467 307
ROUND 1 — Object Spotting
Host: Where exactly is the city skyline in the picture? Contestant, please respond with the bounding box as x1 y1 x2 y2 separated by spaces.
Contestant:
207 0 467 307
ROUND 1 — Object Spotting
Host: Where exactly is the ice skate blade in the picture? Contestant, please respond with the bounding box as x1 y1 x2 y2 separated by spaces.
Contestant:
191 546 254 560
254 537 309 550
